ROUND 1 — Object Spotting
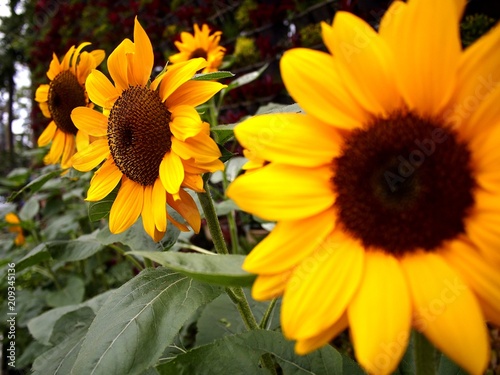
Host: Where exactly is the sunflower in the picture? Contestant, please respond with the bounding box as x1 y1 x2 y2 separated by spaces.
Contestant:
5 212 25 246
71 18 225 241
35 43 105 168
169 24 226 73
227 0 500 374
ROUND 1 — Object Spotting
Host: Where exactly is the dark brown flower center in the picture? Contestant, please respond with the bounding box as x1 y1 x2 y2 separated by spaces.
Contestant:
333 112 475 255
108 86 172 186
48 70 86 135
189 48 208 60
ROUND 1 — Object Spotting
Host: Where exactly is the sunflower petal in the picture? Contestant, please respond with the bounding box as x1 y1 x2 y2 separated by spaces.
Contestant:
38 121 58 147
86 158 123 201
71 138 110 171
35 84 49 103
170 105 204 140
71 107 108 136
132 17 153 86
172 132 221 163
227 163 334 221
280 48 367 129
167 189 201 233
152 178 167 232
160 58 207 102
243 208 335 275
44 129 66 164
251 271 291 301
60 134 76 169
166 80 225 108
234 113 342 167
282 230 364 340
71 42 91 75
47 53 62 80
75 129 90 152
107 39 135 92
39 102 51 118
86 69 120 110
109 177 144 234
400 252 489 375
159 151 184 196
348 252 411 375
141 185 157 241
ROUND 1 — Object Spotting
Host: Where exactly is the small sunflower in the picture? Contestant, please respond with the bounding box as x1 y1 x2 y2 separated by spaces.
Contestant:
71 18 225 241
227 0 500 374
5 212 25 246
35 43 105 168
170 24 226 73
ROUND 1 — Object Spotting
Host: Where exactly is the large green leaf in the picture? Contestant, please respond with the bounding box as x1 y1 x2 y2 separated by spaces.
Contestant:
437 354 468 375
128 251 256 287
71 268 222 375
8 168 62 201
32 307 95 375
157 330 364 375
45 276 85 307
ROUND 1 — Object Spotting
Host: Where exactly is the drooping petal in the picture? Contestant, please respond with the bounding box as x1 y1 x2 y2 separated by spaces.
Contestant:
109 177 144 234
152 178 167 232
251 271 291 301
71 138 110 171
243 208 335 275
86 69 120 110
71 107 108 137
142 185 164 242
383 0 461 117
172 132 221 163
282 230 365 340
227 163 334 221
280 48 368 129
234 113 342 167
400 252 489 375
181 173 204 192
86 158 123 201
131 17 153 86
60 134 76 169
166 80 225 108
159 58 207 102
167 189 201 233
71 42 91 75
107 38 135 92
44 129 66 164
159 151 185 197
348 251 411 375
38 121 57 147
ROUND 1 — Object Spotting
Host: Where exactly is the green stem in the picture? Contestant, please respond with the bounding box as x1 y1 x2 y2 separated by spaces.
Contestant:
108 244 144 271
44 262 62 290
198 176 277 374
414 331 437 375
222 172 239 254
259 298 278 329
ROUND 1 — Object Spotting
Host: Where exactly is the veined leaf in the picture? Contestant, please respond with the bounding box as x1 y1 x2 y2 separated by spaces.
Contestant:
71 268 221 375
192 71 235 81
127 251 256 287
8 168 62 201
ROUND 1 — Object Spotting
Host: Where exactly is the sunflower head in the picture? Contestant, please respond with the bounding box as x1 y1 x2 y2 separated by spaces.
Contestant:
227 0 500 374
71 17 225 242
35 43 105 168
170 24 226 73
5 212 25 246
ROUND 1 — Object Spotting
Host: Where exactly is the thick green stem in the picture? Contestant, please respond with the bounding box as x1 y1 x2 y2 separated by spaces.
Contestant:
198 176 277 374
222 172 239 254
414 331 437 375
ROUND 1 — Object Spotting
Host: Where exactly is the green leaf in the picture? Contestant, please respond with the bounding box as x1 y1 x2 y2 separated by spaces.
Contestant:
46 276 85 307
211 123 236 144
158 330 364 375
192 70 235 81
8 168 62 201
437 353 468 375
128 252 256 287
255 102 303 115
19 195 40 220
32 307 95 375
88 185 118 221
225 63 269 91
17 243 51 271
71 268 222 375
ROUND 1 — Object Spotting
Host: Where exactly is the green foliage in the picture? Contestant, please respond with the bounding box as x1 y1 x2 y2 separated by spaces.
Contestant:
460 14 496 47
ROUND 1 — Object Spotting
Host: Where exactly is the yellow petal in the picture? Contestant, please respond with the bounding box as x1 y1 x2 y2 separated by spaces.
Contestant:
325 12 401 116
107 39 135 92
295 312 349 355
47 52 61 80
35 84 49 103
142 185 163 241
71 107 108 136
181 173 204 192
38 121 57 147
91 49 106 66
159 151 185 196
165 80 226 109
384 0 461 117
132 17 153 86
378 1 407 47
39 101 51 118
86 70 120 110
169 105 203 141
60 134 76 169
400 252 489 375
152 178 167 232
234 113 342 167
71 42 91 75
171 132 221 163
227 163 334 221
243 207 335 275
167 189 201 233
348 252 411 375
280 48 367 129
282 230 364 340
75 129 90 152
442 239 500 326
44 129 66 164
86 158 123 201
109 177 144 234
251 271 291 301
61 45 75 71
160 58 207 102
71 138 110 171
167 213 190 232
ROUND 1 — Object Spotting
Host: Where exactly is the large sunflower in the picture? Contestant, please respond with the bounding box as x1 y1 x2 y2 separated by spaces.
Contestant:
35 43 105 168
169 24 226 73
71 18 225 241
227 0 500 374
